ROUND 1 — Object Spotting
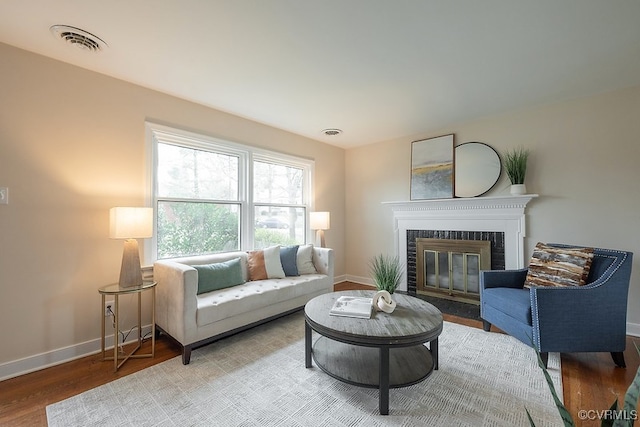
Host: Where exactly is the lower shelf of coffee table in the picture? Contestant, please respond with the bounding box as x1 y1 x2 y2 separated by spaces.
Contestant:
312 336 434 388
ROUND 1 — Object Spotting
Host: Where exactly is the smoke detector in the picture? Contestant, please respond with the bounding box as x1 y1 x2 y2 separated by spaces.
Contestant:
321 129 343 136
50 25 108 52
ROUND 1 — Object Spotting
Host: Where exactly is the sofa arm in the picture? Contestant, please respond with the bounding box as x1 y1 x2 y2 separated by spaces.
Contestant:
153 260 199 345
479 269 528 291
312 246 334 279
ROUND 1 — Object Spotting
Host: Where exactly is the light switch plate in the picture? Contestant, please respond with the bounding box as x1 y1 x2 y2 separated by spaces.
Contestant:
0 187 7 205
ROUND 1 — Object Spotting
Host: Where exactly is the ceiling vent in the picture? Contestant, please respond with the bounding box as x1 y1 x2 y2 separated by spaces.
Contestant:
321 129 343 136
50 25 107 52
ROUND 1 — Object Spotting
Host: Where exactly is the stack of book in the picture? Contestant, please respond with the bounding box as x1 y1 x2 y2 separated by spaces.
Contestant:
329 296 373 319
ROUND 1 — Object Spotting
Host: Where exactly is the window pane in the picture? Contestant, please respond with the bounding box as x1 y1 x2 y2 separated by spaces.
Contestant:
157 143 238 200
253 161 303 204
254 206 304 249
157 201 239 258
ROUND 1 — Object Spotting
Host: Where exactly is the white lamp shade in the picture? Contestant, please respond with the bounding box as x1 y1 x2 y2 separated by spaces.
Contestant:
310 211 330 230
109 207 153 239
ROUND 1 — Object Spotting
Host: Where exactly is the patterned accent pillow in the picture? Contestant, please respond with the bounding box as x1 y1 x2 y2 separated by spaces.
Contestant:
524 243 594 288
247 246 286 281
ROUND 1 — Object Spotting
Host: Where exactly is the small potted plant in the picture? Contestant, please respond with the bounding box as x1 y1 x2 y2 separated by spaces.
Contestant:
369 254 403 294
503 147 530 195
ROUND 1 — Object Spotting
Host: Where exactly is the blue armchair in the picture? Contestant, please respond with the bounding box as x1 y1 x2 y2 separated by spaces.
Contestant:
479 244 633 368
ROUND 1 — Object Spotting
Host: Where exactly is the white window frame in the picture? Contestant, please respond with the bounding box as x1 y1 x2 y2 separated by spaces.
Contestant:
145 122 314 262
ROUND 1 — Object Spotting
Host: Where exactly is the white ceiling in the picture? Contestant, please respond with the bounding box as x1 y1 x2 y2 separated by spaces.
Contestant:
1 1 640 148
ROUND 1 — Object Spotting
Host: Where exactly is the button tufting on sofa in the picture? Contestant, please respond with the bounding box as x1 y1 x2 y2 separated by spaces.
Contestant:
154 246 334 365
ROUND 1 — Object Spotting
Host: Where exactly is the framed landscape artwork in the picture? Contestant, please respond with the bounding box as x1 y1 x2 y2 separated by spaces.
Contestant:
410 134 454 200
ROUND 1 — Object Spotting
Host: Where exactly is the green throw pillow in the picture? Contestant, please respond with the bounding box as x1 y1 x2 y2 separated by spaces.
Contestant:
193 257 245 295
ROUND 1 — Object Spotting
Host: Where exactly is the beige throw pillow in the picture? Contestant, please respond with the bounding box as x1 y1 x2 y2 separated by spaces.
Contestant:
297 244 317 275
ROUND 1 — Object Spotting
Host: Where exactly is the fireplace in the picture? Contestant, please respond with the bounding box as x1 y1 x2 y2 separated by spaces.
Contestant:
414 237 491 304
383 195 537 294
408 232 503 303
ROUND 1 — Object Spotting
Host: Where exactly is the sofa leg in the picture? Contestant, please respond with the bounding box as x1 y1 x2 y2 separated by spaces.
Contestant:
611 352 626 368
182 346 192 365
482 320 491 332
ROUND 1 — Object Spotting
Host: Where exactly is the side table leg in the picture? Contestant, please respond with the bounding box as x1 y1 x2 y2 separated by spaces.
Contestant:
113 295 119 373
305 321 312 368
101 294 106 359
151 287 156 357
379 347 390 415
137 291 142 346
430 338 439 370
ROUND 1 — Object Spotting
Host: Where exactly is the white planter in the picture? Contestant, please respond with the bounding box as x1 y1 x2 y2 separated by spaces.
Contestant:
510 184 527 195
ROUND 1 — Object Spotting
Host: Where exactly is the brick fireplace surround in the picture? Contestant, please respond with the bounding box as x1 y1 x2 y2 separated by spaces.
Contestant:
383 195 538 293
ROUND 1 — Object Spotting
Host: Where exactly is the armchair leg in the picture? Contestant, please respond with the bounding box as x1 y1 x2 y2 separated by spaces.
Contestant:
540 352 549 369
482 320 491 332
611 352 626 368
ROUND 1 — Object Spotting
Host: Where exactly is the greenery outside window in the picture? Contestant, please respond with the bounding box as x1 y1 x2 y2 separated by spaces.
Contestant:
147 123 313 260
253 160 305 249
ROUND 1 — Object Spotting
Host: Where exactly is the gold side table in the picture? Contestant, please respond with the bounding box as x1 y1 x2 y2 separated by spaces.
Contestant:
99 281 156 372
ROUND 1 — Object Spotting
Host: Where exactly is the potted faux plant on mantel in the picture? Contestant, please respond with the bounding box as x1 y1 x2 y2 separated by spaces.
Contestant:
504 147 530 195
369 254 404 313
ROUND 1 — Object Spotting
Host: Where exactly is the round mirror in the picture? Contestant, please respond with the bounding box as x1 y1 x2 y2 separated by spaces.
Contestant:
455 142 501 197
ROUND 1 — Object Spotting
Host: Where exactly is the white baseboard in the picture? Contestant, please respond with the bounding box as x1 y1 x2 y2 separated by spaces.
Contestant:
333 274 347 284
626 322 640 338
344 275 375 287
0 325 154 382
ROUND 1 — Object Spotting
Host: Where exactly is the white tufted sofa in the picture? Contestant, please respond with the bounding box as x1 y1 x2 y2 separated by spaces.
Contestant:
154 246 334 364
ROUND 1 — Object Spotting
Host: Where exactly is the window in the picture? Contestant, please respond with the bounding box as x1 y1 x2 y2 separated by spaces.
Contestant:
147 123 313 259
253 159 305 249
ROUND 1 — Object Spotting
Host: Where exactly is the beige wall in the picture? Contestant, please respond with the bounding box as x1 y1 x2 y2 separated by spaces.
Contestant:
0 43 345 372
346 85 640 329
2 38 639 377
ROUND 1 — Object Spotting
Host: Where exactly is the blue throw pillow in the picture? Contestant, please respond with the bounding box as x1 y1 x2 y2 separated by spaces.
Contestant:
193 257 245 295
280 245 299 276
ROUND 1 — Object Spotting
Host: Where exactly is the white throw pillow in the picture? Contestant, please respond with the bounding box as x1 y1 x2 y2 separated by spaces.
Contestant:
297 244 317 275
263 245 286 279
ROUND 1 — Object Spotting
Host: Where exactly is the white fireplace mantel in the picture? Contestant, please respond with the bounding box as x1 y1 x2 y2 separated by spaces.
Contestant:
383 194 538 292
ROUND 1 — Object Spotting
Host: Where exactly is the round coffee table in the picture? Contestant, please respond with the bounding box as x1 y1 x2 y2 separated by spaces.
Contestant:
304 290 443 415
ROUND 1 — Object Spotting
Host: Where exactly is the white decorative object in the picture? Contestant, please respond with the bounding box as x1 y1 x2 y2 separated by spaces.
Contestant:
510 184 526 195
373 290 397 314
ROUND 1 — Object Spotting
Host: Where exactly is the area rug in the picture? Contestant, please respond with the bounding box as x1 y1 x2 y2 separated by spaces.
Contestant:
47 311 562 426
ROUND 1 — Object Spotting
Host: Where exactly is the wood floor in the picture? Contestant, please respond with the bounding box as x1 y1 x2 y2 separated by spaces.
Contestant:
1 282 637 426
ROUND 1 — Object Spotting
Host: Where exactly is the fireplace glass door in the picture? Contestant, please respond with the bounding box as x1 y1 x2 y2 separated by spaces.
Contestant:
424 251 480 294
417 238 490 304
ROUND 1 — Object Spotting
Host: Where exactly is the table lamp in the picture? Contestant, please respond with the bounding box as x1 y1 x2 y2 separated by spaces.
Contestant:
110 207 153 288
310 211 330 248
